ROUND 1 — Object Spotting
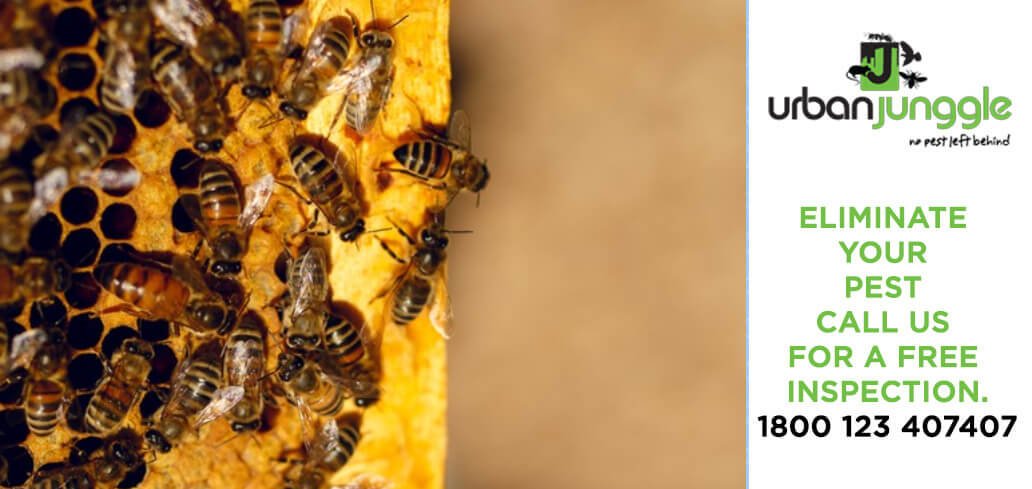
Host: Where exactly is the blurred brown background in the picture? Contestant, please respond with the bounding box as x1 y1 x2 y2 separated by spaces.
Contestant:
443 0 744 488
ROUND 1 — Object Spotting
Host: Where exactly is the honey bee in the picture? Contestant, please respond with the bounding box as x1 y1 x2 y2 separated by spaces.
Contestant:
0 165 33 254
288 141 366 242
151 40 229 153
25 327 71 436
85 338 154 434
325 3 407 135
91 428 146 486
93 253 236 335
275 353 345 418
279 245 328 351
278 15 358 121
373 211 454 338
239 0 285 103
150 0 243 79
30 463 94 489
280 415 362 489
389 110 490 200
179 159 274 276
99 0 152 114
322 303 365 369
0 257 72 305
223 309 266 432
0 325 45 389
145 339 243 452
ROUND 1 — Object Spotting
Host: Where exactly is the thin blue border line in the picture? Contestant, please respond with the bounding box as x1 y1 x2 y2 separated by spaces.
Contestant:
744 0 750 486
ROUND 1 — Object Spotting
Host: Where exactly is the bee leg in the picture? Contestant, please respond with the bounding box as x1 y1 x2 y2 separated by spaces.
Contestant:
98 303 151 319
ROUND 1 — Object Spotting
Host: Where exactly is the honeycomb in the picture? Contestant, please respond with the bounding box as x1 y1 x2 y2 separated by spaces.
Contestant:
0 0 455 487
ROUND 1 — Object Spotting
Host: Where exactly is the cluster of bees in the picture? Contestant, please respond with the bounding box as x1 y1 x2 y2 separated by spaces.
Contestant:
0 0 488 487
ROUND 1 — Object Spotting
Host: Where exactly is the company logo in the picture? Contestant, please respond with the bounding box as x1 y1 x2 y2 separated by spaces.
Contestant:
767 32 1011 131
845 33 924 91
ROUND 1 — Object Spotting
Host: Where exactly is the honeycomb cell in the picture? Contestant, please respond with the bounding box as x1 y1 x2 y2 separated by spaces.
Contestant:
65 272 101 309
0 297 25 320
118 461 147 488
53 7 95 47
171 197 196 233
278 0 305 7
34 78 58 117
101 325 139 359
67 353 104 391
29 213 63 253
57 52 97 91
99 159 139 197
0 409 28 445
70 436 104 466
138 318 171 342
0 445 33 487
94 38 107 59
65 393 92 433
61 228 101 268
148 344 177 384
275 250 289 283
60 186 100 225
68 312 104 349
100 203 137 240
170 149 202 188
98 242 138 265
0 378 25 406
29 297 68 329
133 89 171 128
59 96 99 129
110 115 137 154
139 389 166 420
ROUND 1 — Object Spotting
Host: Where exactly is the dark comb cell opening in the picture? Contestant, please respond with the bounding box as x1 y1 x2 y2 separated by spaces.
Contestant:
1 445 33 487
29 213 63 253
68 312 104 349
61 186 100 225
61 228 101 268
133 89 171 128
258 404 278 433
0 409 28 445
0 297 25 320
67 353 104 391
65 272 101 309
139 389 166 420
100 203 137 240
70 436 105 466
171 197 196 233
98 243 140 266
110 115 137 154
0 376 25 405
95 38 107 59
53 8 95 47
59 96 99 129
170 149 202 188
138 319 170 342
278 0 305 7
65 393 92 433
34 79 58 116
57 52 97 91
275 250 289 283
118 461 147 488
101 325 139 359
29 297 68 329
148 344 177 384
99 159 139 197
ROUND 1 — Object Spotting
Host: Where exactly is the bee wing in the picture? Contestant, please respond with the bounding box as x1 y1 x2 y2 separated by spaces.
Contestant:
279 5 311 57
150 0 213 48
193 385 245 428
325 53 385 94
447 110 472 151
313 417 341 459
900 40 913 56
290 247 328 317
428 272 453 340
0 47 44 71
29 168 71 224
9 328 46 370
239 174 275 231
79 166 142 196
170 254 211 292
295 398 319 454
333 474 394 489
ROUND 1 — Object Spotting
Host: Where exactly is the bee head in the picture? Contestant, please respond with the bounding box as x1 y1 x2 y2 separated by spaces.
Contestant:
276 353 305 381
231 419 261 433
122 339 154 360
339 219 365 242
144 429 172 453
242 84 272 100
455 158 490 193
360 31 395 50
186 300 228 333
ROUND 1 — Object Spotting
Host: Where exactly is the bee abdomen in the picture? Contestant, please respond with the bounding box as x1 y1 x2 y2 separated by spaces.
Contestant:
0 69 31 108
0 166 32 219
325 321 363 365
392 278 432 325
393 141 452 179
199 162 241 227
94 263 191 317
85 381 133 433
182 362 223 414
319 421 360 470
308 380 345 417
67 112 117 168
246 0 283 50
290 143 344 203
26 379 64 435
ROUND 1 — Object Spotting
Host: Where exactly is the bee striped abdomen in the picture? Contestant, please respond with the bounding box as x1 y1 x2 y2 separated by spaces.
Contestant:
65 112 117 168
393 141 452 179
152 42 213 118
0 69 31 108
245 0 282 52
86 379 135 433
26 379 64 435
199 162 241 228
181 360 223 414
291 143 344 205
94 263 191 318
319 421 361 470
0 166 31 220
392 277 432 325
308 377 345 416
325 319 363 365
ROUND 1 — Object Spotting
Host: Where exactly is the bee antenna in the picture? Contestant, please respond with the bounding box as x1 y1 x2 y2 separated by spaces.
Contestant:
388 14 409 30
258 114 285 129
369 0 375 20
476 191 481 208
443 229 473 235
215 431 243 448
235 98 254 120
